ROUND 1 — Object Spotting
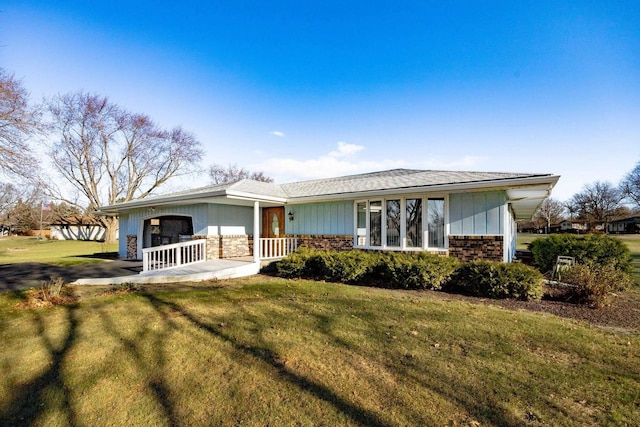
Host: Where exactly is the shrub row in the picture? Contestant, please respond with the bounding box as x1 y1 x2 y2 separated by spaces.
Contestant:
529 234 631 274
275 249 544 300
277 248 460 290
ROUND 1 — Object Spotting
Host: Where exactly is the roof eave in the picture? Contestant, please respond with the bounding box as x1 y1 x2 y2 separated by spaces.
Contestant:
286 175 560 204
97 189 287 215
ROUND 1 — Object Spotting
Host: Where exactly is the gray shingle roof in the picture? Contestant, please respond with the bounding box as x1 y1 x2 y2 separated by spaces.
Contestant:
281 168 550 198
100 168 557 213
228 180 288 198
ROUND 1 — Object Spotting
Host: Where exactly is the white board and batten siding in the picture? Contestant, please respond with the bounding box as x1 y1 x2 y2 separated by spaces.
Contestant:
207 204 254 236
449 191 505 235
286 201 354 236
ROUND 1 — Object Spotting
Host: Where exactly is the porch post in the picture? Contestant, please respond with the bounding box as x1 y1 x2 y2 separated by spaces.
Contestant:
253 201 260 262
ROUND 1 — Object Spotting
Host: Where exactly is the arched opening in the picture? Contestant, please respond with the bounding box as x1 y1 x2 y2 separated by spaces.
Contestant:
142 215 193 248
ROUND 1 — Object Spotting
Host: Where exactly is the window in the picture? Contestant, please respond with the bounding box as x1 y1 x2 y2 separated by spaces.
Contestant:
386 200 400 247
355 196 446 250
357 202 367 246
369 201 382 246
406 198 422 247
427 198 445 248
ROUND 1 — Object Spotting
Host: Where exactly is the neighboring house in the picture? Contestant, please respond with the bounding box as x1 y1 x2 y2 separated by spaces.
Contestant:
558 220 590 233
99 169 559 264
608 216 640 234
50 215 112 241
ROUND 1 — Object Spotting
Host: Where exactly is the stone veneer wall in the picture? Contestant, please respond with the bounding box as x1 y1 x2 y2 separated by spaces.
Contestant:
220 235 252 258
126 235 137 260
294 234 354 251
448 235 504 262
193 235 253 259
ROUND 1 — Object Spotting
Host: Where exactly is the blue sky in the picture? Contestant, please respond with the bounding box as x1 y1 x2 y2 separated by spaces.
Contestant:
2 1 639 201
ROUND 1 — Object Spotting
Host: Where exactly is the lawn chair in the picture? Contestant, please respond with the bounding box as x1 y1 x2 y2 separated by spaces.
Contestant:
551 256 575 281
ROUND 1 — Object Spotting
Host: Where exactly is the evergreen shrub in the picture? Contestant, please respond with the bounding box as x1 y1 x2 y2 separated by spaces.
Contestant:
529 234 631 274
453 260 544 301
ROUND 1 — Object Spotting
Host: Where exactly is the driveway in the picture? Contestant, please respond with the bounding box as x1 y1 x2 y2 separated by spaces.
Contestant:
0 260 143 292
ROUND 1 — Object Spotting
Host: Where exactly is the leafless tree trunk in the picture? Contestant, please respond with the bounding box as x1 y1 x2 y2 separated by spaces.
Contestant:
46 92 203 243
0 68 42 181
208 163 273 185
621 160 640 209
568 181 625 231
532 198 565 234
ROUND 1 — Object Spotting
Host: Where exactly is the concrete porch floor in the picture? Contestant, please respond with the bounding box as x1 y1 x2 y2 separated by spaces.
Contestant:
73 258 261 286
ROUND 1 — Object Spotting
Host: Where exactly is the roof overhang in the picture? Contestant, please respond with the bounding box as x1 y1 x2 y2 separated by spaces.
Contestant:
97 190 287 215
287 175 560 210
506 179 560 219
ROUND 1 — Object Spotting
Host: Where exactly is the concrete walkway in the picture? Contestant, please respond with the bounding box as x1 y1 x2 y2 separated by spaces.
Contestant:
0 260 144 292
0 258 262 291
73 259 260 285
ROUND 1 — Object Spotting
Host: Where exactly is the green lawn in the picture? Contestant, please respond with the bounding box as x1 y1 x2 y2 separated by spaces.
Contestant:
0 236 118 267
0 277 638 426
518 233 640 283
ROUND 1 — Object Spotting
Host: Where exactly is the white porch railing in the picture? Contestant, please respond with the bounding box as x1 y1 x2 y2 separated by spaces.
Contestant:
259 237 298 260
142 239 206 272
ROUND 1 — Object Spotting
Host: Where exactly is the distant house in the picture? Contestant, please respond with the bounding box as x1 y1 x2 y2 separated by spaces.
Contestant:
50 215 113 241
99 168 559 264
558 220 590 234
608 216 640 234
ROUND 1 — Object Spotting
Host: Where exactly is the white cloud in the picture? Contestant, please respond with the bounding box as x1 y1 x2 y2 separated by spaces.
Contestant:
270 131 285 137
253 142 487 183
329 141 364 158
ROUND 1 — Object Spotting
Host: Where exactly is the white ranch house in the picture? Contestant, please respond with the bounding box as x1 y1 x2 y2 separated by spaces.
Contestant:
99 169 559 272
50 215 111 241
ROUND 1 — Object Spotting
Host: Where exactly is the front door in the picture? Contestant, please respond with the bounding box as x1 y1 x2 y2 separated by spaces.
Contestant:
262 207 285 238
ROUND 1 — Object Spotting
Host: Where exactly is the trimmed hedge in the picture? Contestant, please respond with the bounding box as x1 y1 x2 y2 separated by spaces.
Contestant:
529 234 631 274
276 249 459 290
452 261 544 301
277 249 541 299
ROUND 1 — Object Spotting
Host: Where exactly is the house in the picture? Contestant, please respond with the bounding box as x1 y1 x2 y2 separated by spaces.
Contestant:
608 216 640 234
98 169 559 268
557 219 590 234
50 215 112 241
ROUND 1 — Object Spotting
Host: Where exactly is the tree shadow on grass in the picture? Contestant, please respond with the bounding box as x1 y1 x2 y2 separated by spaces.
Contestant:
0 305 79 427
140 292 388 427
92 299 182 427
276 296 528 426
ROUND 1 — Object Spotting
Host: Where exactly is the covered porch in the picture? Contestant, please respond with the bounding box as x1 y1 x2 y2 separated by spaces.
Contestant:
134 199 298 273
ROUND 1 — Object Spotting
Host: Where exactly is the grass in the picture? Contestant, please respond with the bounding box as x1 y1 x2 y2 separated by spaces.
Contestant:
0 236 118 267
518 233 640 283
0 277 638 426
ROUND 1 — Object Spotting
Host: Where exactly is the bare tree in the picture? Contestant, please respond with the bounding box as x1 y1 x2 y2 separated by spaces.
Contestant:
568 181 625 230
620 160 640 209
532 198 565 233
208 163 273 185
46 92 203 242
0 68 42 180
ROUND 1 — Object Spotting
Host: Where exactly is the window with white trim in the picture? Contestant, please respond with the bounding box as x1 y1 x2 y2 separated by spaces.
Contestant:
386 199 400 247
406 198 422 248
427 198 445 248
355 196 446 250
369 201 382 247
356 202 367 246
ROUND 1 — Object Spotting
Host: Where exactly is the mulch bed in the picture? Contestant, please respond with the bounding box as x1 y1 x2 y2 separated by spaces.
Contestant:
438 285 640 330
